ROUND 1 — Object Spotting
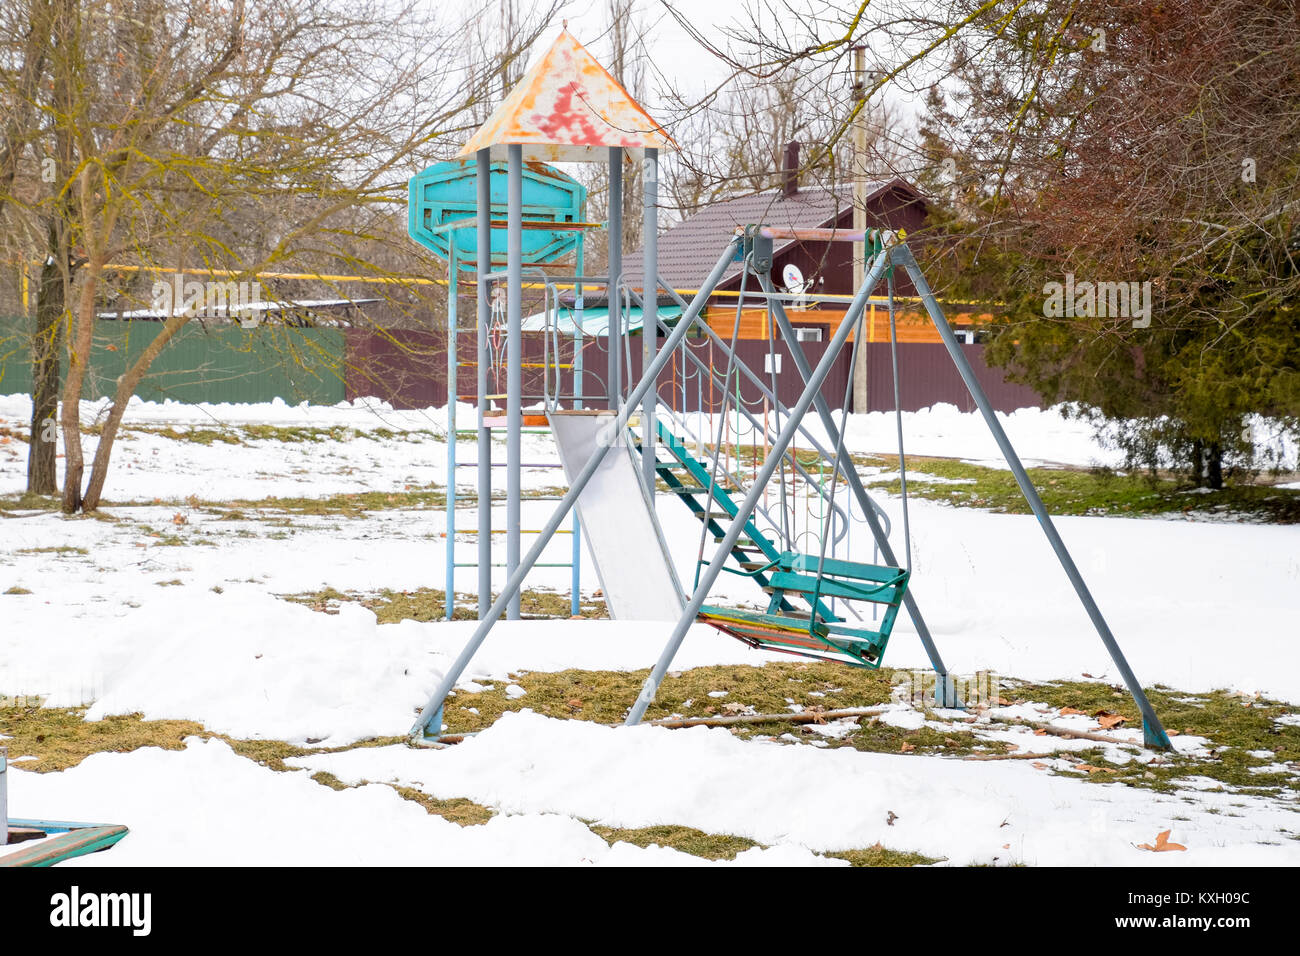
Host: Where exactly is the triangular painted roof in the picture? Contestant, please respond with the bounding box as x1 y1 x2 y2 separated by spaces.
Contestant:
459 30 676 163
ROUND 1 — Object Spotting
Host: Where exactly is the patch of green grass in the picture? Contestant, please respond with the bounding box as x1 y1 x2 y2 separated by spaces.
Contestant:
111 422 441 446
134 525 190 546
587 823 936 865
15 545 89 556
842 719 1005 758
0 492 62 513
284 586 606 622
0 704 207 772
0 701 407 776
589 823 761 860
389 786 495 826
853 453 1300 523
825 844 940 866
104 425 242 445
225 487 446 517
439 662 897 734
435 664 1297 798
310 770 349 791
1008 678 1300 795
240 424 354 444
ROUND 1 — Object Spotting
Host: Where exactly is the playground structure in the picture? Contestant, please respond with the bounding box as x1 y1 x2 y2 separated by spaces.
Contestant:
406 29 1174 750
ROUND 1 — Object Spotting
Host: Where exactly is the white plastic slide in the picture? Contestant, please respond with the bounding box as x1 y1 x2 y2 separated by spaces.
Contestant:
547 411 686 622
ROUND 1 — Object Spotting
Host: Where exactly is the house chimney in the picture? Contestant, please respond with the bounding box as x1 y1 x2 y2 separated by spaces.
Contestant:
783 141 800 197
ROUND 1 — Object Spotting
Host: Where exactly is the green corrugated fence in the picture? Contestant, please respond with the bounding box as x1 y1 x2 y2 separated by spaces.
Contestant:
0 316 346 406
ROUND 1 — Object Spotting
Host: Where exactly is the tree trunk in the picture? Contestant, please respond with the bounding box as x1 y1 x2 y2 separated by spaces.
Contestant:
1206 441 1224 490
80 315 186 512
26 229 66 496
1189 439 1205 487
60 270 99 514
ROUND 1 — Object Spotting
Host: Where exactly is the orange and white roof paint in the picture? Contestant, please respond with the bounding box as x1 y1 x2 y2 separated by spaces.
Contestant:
459 29 676 163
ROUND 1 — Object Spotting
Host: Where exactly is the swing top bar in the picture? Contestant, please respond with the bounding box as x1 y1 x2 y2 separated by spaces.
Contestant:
740 225 897 244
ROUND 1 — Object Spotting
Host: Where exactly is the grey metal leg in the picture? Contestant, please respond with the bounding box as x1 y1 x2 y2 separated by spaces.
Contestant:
893 244 1171 749
506 145 522 620
624 249 893 726
759 269 957 705
409 240 741 739
641 147 658 493
608 147 622 407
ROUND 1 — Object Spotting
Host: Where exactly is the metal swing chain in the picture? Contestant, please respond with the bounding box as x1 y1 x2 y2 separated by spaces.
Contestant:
807 287 866 635
887 268 913 572
764 298 793 549
693 260 750 590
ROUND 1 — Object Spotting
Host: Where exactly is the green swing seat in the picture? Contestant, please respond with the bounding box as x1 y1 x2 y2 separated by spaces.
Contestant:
698 552 910 668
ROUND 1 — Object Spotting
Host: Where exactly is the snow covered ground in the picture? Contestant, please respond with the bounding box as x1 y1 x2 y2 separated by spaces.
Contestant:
1 393 1297 866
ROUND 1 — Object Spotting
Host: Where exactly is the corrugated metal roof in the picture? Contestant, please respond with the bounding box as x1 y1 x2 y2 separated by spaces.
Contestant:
521 304 683 336
459 30 675 163
623 180 910 292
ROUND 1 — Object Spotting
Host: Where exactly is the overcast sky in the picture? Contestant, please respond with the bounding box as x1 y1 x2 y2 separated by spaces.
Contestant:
509 0 927 135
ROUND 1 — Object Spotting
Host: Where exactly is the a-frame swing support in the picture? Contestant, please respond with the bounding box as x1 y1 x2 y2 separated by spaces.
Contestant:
893 244 1172 749
410 236 1172 751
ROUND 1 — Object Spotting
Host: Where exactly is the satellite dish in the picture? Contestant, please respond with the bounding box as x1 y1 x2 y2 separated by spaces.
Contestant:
782 263 809 311
782 263 806 293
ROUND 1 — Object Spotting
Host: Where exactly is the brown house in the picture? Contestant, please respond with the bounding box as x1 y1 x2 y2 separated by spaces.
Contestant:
622 160 978 345
618 152 1039 414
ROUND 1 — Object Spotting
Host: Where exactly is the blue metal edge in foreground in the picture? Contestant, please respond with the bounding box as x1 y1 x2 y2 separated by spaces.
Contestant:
2 819 129 867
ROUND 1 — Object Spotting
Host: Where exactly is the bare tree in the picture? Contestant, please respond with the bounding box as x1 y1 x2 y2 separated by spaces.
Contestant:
4 0 555 513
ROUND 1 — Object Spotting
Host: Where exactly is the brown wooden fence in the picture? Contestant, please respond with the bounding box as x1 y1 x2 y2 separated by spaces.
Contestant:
344 330 1042 414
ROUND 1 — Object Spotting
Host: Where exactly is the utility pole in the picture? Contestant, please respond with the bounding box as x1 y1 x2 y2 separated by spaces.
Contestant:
851 45 870 413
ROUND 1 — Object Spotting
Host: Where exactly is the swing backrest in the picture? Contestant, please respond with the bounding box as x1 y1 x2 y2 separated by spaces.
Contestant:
769 551 909 608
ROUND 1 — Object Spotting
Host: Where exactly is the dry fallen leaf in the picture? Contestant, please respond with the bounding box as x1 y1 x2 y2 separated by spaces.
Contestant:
1033 728 1047 736
1031 761 1048 770
899 742 915 753
1137 830 1187 852
172 513 188 525
1060 706 1086 716
1097 713 1128 730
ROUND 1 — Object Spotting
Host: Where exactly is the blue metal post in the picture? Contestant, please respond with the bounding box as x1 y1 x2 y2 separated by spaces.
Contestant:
445 238 457 620
476 150 492 619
